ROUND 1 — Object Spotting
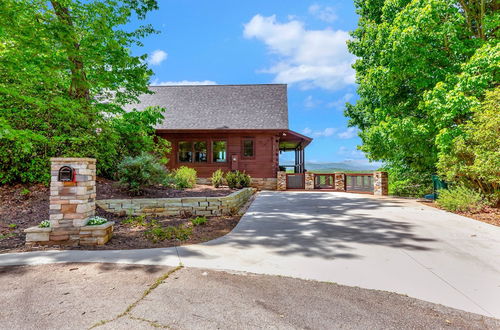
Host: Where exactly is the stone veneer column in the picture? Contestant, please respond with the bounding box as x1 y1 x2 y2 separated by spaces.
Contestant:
373 171 388 196
50 158 96 227
304 172 315 190
334 173 346 191
277 171 287 191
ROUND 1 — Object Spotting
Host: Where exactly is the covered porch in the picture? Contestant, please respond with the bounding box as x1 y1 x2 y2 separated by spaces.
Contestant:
278 130 312 174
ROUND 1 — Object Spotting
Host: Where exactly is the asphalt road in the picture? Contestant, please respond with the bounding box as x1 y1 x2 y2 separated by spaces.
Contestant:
0 263 498 329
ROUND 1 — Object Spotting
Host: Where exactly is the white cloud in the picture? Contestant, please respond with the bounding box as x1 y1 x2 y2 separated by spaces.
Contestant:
302 127 313 135
308 4 337 23
151 79 217 86
243 14 355 90
327 92 354 110
148 50 168 65
338 146 365 159
304 95 320 108
302 127 337 137
337 127 358 139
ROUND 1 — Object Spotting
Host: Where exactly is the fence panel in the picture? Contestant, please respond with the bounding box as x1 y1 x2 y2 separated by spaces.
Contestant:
286 174 305 189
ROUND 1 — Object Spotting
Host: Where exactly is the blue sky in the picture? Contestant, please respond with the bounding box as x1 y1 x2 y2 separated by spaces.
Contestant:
130 1 378 167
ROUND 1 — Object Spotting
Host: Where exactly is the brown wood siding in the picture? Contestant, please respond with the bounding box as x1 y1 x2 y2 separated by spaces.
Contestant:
157 131 280 178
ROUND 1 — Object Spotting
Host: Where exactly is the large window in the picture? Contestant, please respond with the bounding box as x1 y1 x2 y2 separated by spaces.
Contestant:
242 138 254 158
179 141 207 163
212 141 227 163
194 141 207 162
178 141 192 162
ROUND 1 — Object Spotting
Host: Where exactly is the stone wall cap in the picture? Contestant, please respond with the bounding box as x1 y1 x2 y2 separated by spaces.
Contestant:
24 226 52 233
80 221 115 230
50 157 96 163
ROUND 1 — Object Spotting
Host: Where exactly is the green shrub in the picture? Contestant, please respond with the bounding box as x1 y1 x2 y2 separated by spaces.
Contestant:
86 216 108 226
211 169 225 188
191 216 208 226
174 166 197 189
38 220 50 228
145 224 192 242
117 153 168 195
225 171 251 189
144 227 167 243
436 185 488 213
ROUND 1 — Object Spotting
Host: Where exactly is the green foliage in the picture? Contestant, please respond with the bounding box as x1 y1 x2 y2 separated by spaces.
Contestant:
144 224 192 243
123 214 156 227
8 224 17 229
174 166 197 189
436 185 488 213
0 233 16 240
437 87 500 204
211 169 225 188
191 216 208 226
0 0 165 184
225 171 251 189
38 220 50 228
347 0 498 188
19 188 31 196
117 153 168 195
86 216 108 226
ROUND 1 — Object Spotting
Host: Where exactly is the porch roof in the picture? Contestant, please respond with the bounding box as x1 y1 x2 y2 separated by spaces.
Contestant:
279 130 312 150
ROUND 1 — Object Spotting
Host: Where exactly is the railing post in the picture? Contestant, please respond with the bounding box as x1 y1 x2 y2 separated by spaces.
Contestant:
334 172 346 191
305 172 314 190
373 171 388 195
277 171 287 191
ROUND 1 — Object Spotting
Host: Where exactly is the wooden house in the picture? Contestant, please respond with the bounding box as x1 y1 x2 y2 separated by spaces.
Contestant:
127 84 312 189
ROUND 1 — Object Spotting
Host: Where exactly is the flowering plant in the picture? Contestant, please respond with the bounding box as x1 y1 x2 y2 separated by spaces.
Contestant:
87 216 108 226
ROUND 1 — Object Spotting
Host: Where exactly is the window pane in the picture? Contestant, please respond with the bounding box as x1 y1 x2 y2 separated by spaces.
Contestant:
194 141 207 162
212 141 226 162
179 141 192 162
243 139 254 157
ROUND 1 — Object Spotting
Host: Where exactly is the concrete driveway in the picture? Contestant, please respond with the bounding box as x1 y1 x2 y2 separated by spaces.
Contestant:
1 191 499 319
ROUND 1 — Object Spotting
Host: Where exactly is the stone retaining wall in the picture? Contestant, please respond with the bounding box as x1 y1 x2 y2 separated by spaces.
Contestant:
97 187 255 217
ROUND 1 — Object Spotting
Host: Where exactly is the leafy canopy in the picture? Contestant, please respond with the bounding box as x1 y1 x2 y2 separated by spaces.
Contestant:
347 0 499 196
0 0 168 184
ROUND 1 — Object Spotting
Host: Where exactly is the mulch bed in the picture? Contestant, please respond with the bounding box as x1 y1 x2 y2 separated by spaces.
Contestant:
419 201 500 227
0 181 245 253
97 177 234 199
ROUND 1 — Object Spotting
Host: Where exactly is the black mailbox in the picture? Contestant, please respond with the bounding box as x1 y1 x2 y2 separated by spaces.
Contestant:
58 166 75 182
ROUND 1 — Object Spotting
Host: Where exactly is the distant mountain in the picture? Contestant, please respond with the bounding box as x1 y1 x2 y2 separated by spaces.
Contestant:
281 161 383 172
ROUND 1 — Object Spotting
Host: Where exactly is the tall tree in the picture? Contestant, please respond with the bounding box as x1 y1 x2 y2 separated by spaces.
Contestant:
346 0 498 194
0 0 166 183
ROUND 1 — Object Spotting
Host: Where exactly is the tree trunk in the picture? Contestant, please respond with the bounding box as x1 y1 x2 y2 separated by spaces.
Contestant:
50 1 89 99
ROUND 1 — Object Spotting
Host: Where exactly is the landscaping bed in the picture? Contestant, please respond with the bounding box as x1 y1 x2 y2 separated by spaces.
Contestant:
97 177 234 199
419 201 500 227
0 181 248 253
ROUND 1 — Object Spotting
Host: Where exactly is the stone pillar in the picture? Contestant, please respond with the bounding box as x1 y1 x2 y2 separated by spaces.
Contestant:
277 171 286 191
373 171 388 196
305 172 315 190
334 173 346 191
50 158 96 227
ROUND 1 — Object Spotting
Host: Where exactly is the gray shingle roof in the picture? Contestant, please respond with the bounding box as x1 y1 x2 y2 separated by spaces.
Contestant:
124 84 289 130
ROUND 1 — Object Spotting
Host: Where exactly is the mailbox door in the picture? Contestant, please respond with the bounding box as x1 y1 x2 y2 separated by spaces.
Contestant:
230 154 239 171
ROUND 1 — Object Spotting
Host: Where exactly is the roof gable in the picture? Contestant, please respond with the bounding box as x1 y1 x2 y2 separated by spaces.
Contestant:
124 84 289 130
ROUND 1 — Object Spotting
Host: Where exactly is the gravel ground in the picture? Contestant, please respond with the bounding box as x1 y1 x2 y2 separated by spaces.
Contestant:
0 263 498 329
